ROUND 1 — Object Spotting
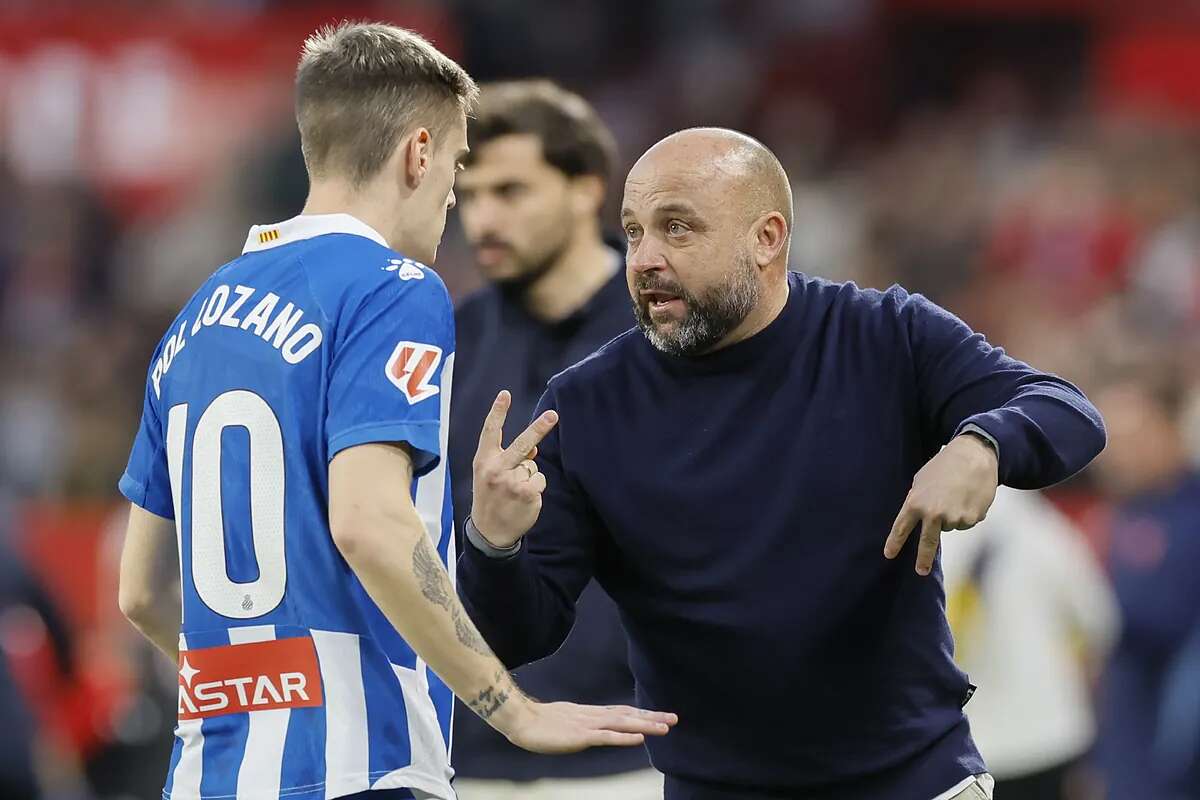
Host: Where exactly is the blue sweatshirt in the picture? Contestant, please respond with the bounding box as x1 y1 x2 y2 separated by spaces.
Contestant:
449 267 649 779
458 273 1106 799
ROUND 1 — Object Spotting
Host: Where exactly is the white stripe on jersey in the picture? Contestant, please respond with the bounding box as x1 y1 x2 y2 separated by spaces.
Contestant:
412 353 451 751
414 353 453 564
311 630 369 798
370 664 451 793
230 625 289 800
444 524 458 762
173 633 205 800
413 354 451 702
373 354 454 798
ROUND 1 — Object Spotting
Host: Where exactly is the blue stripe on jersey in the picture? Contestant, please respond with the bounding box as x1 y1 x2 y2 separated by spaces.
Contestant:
163 736 181 798
199 713 250 798
197 631 248 800
280 704 325 794
364 641 412 778
220 428 259 584
277 625 326 794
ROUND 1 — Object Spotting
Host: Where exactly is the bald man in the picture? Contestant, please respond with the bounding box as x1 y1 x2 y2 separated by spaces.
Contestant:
458 128 1106 800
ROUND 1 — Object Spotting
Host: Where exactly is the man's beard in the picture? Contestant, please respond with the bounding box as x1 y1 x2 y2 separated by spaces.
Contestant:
632 252 760 357
493 245 561 293
482 220 573 294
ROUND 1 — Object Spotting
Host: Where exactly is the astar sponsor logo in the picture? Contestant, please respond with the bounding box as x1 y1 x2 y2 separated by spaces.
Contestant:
385 341 442 404
177 636 323 720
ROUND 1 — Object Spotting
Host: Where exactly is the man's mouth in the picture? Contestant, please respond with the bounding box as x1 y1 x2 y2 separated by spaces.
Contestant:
639 289 684 316
474 241 512 266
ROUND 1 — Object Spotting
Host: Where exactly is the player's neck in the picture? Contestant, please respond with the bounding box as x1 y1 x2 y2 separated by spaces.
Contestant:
522 229 617 323
301 185 396 248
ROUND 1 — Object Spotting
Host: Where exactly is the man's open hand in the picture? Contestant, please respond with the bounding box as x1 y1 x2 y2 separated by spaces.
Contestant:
500 701 678 754
883 433 999 575
471 391 558 549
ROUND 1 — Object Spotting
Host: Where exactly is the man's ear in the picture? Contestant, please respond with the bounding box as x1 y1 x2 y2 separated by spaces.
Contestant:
753 211 788 268
402 128 433 190
568 174 606 219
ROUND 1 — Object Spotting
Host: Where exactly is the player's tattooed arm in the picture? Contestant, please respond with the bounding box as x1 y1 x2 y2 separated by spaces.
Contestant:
411 533 491 656
466 668 519 721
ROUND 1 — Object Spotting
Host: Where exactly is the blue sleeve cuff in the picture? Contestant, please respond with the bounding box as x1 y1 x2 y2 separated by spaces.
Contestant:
327 420 441 477
118 472 175 520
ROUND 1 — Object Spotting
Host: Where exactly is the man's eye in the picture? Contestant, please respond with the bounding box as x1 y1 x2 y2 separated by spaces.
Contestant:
624 225 642 239
667 221 688 235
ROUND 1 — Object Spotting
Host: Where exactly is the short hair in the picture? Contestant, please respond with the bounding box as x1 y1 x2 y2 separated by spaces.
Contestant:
296 21 479 185
466 80 617 184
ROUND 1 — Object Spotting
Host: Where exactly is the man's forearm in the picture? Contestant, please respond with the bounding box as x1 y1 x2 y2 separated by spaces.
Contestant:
457 530 577 668
340 514 528 728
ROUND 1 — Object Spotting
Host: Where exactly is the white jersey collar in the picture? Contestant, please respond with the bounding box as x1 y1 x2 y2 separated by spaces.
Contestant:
242 213 389 254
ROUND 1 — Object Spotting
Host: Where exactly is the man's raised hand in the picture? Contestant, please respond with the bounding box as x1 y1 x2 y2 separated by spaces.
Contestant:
471 391 558 549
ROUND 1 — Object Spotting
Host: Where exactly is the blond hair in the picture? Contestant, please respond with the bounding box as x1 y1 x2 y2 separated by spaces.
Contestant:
296 21 479 185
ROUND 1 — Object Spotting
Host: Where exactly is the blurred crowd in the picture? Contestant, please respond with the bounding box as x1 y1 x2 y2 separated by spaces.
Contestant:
1 1 1199 798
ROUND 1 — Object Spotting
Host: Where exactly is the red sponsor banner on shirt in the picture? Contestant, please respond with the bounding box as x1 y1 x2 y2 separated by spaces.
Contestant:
177 636 323 721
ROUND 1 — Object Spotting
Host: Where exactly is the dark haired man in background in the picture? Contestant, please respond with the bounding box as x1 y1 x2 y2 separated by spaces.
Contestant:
450 80 661 799
1093 366 1200 799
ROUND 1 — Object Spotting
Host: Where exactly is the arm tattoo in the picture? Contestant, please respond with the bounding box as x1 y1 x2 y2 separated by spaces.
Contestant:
467 669 514 721
412 535 491 656
412 534 452 609
454 611 491 656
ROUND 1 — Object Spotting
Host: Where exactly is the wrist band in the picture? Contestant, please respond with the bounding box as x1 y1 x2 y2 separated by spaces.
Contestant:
465 516 522 559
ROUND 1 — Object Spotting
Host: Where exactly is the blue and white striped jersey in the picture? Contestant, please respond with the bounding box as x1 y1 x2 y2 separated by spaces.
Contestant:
119 213 457 800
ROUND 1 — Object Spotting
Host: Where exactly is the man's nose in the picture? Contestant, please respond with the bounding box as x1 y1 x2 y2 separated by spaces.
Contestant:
627 240 667 275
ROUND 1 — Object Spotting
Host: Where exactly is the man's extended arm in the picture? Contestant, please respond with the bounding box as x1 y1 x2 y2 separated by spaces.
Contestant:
330 434 672 753
883 289 1105 574
457 389 600 668
903 290 1105 488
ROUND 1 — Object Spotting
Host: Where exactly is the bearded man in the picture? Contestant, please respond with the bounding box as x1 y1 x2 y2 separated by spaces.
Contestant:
458 127 1106 800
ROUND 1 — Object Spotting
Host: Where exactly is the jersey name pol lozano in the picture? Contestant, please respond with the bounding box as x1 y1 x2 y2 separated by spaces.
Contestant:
150 283 324 399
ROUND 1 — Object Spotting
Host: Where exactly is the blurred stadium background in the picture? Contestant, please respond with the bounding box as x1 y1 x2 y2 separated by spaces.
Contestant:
0 1 1198 798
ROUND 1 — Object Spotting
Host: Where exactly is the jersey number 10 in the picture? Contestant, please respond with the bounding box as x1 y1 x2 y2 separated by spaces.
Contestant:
166 390 287 620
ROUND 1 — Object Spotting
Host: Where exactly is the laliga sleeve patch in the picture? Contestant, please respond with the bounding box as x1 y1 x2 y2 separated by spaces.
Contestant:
385 341 442 404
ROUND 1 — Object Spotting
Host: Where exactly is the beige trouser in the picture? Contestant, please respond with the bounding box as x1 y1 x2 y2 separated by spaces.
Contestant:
453 768 664 800
945 773 995 800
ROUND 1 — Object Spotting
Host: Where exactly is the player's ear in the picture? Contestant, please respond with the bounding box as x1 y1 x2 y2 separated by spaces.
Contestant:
568 174 605 219
402 127 432 190
752 211 788 268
